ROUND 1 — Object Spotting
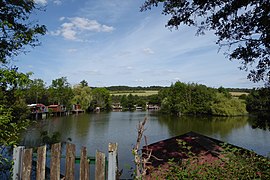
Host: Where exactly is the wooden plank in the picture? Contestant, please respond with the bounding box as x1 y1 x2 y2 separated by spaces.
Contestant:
95 151 105 180
65 143 76 180
79 146 89 180
22 148 33 180
108 143 118 180
13 146 25 180
50 143 61 180
36 145 46 180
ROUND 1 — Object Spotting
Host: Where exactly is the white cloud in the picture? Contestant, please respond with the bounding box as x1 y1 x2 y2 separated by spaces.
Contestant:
67 48 78 53
60 22 77 40
53 0 62 5
126 66 133 70
135 79 144 82
59 17 65 21
35 0 47 5
143 48 154 55
51 17 114 41
69 17 114 32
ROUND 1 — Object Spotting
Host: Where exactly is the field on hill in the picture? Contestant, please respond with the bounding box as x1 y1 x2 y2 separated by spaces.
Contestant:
110 90 158 96
229 92 249 97
110 91 249 97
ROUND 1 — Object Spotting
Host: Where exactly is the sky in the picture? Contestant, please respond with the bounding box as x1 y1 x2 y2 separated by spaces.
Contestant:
14 0 264 88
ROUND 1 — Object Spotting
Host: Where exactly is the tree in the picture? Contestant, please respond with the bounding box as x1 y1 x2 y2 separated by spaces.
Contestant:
71 84 92 111
80 80 88 87
90 88 111 110
0 67 32 123
0 1 46 64
211 93 247 116
25 78 48 104
245 88 270 130
141 0 270 83
246 87 270 112
0 1 46 176
147 94 161 105
48 77 73 107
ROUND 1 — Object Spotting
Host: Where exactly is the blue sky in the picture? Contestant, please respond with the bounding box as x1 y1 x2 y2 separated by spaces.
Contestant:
14 0 263 88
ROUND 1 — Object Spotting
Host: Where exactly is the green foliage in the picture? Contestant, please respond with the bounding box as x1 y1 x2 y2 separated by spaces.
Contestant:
48 77 73 107
24 78 48 104
158 81 247 116
160 82 214 115
217 86 232 98
0 1 46 176
0 68 31 123
211 93 247 116
90 88 111 110
246 88 270 130
0 105 30 146
160 143 270 179
246 87 270 112
0 0 46 64
80 80 88 87
118 94 147 110
239 94 247 100
71 84 92 110
147 94 161 105
141 0 270 83
0 67 31 92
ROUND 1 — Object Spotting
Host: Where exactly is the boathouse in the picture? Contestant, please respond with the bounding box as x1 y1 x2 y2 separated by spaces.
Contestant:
71 104 85 114
28 104 48 119
142 131 269 178
47 104 66 116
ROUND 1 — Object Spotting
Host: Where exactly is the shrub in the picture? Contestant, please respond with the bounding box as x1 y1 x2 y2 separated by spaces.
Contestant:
161 144 270 179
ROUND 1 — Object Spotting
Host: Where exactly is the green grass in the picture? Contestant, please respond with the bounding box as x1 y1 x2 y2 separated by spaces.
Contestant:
110 90 158 96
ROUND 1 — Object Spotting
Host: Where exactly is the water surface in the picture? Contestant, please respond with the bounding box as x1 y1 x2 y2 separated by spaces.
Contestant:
21 111 270 178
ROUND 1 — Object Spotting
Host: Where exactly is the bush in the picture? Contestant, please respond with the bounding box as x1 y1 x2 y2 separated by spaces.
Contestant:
160 144 270 179
211 93 247 116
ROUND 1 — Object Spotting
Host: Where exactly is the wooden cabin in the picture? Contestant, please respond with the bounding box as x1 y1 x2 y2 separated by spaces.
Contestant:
147 104 160 110
71 104 85 114
28 104 48 119
112 103 122 109
47 104 65 112
28 104 48 113
47 105 67 116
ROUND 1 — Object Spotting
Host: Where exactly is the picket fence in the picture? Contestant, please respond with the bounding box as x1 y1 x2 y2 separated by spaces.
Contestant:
12 142 118 180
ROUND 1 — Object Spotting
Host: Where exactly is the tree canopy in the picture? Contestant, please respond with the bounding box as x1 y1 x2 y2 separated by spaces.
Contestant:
158 81 247 116
141 0 270 84
48 77 73 106
71 84 92 111
0 0 46 64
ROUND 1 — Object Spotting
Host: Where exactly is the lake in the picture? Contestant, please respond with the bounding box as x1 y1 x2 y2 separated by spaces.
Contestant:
21 111 270 178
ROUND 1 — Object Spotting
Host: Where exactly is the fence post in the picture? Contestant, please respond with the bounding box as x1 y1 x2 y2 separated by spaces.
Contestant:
50 143 61 180
36 145 46 180
79 147 89 180
13 146 25 180
108 143 118 180
65 143 75 180
22 148 33 180
95 151 105 180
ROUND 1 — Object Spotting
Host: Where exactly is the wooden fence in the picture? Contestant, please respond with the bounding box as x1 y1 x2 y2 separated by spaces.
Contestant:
12 142 118 180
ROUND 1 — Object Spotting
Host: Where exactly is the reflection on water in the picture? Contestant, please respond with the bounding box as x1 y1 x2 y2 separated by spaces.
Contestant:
156 114 248 138
20 111 270 178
